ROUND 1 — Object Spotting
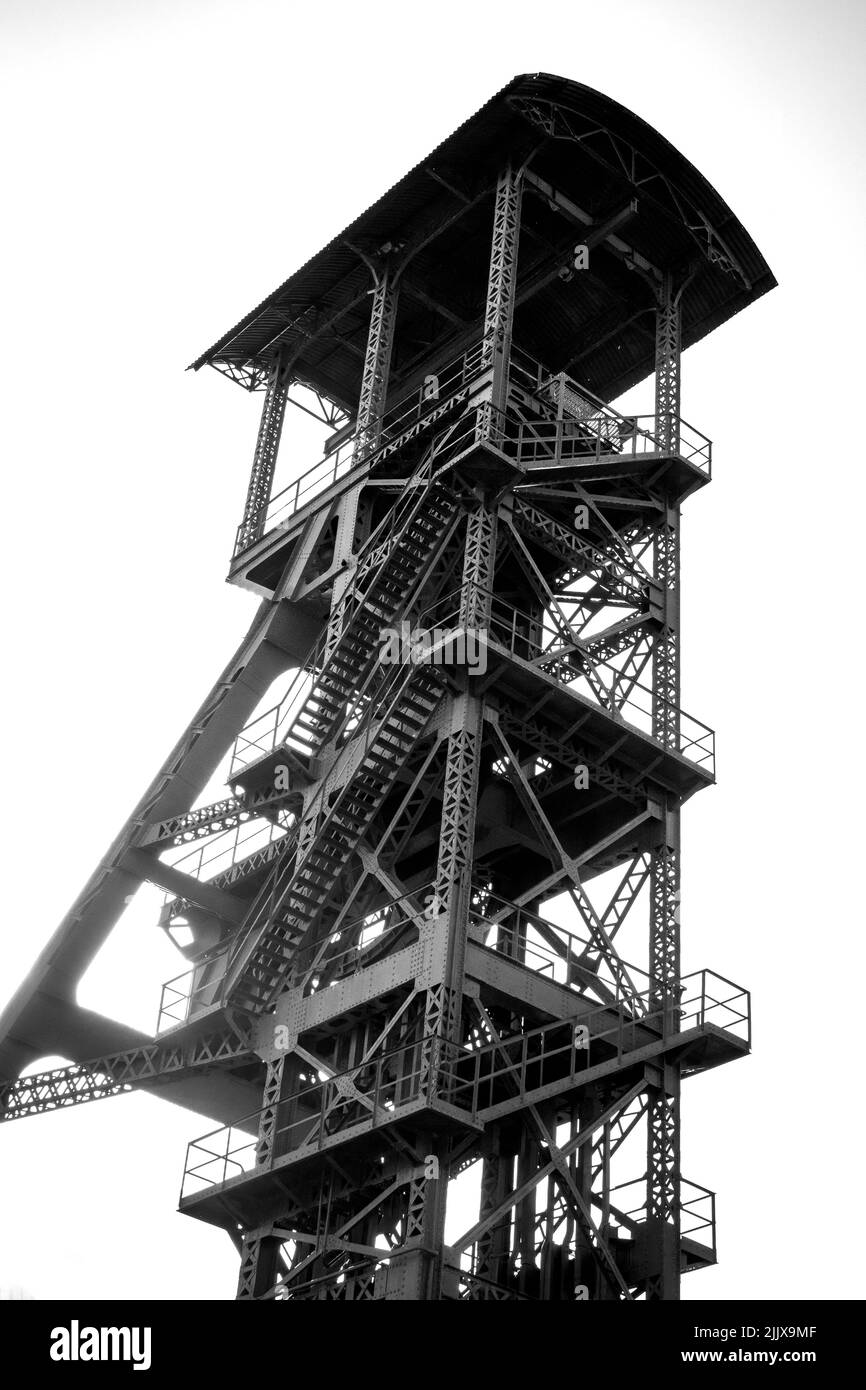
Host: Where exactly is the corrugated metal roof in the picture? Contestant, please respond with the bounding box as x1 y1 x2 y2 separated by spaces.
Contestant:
190 73 775 406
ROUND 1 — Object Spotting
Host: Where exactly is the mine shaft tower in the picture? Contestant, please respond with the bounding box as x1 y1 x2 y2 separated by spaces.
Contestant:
0 76 774 1300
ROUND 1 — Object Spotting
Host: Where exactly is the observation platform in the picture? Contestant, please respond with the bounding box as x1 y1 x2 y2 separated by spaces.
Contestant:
420 586 715 799
227 338 713 599
178 968 748 1230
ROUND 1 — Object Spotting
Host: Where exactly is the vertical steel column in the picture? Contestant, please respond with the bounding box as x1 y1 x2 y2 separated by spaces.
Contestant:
353 263 399 460
254 1054 288 1167
426 162 521 1055
475 1127 512 1291
411 541 498 1309
514 1124 538 1290
459 503 497 632
385 1170 449 1300
645 1058 681 1301
573 1089 600 1293
654 272 681 457
235 1054 291 1299
236 1232 281 1300
646 273 683 1300
479 165 523 436
322 260 399 658
236 351 291 553
430 503 497 1051
408 176 523 1299
653 272 682 741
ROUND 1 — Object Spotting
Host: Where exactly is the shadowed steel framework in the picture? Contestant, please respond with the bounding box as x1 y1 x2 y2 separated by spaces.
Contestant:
0 75 775 1301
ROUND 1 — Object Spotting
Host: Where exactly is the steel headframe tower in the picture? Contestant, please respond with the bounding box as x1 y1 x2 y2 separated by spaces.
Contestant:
0 75 775 1301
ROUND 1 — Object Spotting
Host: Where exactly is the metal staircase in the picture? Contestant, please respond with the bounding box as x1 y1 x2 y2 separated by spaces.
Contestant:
224 662 443 1011
288 478 456 760
232 454 459 776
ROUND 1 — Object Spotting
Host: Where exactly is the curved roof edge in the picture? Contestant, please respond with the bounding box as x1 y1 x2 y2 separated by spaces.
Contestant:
190 73 776 396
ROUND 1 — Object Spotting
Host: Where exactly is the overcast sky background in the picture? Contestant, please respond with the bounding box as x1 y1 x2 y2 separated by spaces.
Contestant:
1 0 864 1300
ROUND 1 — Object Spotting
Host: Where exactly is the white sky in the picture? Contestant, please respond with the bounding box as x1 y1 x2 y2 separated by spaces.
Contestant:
1 0 864 1300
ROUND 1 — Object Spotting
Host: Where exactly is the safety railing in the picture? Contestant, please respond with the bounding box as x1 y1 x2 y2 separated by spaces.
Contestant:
234 340 489 556
470 886 654 1014
607 1175 717 1257
182 1118 259 1196
230 446 448 777
274 1262 384 1301
469 891 650 999
216 823 301 993
287 875 642 1005
509 343 553 397
510 346 712 474
294 880 434 990
441 971 749 1117
265 878 748 1054
179 970 747 1194
442 1019 590 1118
289 874 643 1004
180 1034 470 1200
159 814 291 888
223 660 430 994
420 584 715 773
679 968 751 1047
237 433 359 553
680 1178 717 1254
231 601 410 777
157 945 231 1032
371 340 487 465
453 1173 714 1297
233 340 711 558
514 412 711 472
449 1266 538 1301
231 669 315 774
